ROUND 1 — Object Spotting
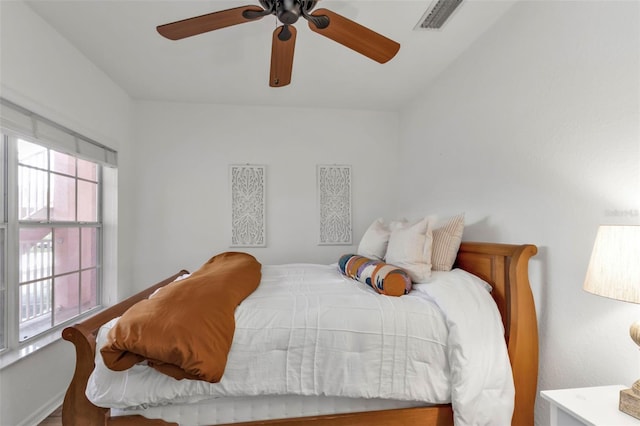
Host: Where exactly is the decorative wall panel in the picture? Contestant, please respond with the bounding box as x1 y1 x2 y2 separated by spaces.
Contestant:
317 165 352 245
230 165 266 247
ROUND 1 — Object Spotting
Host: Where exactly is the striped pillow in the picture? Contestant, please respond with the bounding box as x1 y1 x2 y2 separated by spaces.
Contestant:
338 254 412 297
432 213 465 271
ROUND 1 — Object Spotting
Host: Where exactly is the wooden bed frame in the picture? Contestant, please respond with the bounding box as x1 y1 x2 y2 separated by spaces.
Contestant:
62 242 539 426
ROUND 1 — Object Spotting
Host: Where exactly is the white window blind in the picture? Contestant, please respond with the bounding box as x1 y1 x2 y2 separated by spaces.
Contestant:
0 98 117 167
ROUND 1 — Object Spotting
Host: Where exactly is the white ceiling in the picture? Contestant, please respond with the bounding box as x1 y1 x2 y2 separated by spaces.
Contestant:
26 0 516 111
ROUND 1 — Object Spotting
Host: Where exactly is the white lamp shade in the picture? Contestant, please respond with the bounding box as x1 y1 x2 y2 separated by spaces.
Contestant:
583 225 640 303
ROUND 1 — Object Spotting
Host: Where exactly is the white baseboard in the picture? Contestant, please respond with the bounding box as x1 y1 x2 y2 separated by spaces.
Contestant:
18 390 65 426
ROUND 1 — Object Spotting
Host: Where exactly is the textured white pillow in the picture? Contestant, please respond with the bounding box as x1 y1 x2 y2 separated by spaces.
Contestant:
385 217 434 283
432 213 465 271
357 218 390 260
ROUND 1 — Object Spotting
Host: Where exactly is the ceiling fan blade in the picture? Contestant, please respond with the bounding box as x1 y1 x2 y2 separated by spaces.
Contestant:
157 5 266 40
270 25 297 88
307 8 400 64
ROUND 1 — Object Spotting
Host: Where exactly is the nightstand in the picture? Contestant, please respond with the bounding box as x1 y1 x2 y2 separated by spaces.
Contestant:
541 385 640 426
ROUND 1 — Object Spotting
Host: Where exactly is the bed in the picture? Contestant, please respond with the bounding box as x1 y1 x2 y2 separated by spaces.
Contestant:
61 241 538 426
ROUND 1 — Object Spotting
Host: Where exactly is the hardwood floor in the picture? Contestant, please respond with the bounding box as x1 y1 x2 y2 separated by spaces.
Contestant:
38 406 62 426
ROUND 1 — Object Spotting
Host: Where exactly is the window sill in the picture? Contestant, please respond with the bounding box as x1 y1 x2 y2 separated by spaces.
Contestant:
0 329 63 370
0 306 104 370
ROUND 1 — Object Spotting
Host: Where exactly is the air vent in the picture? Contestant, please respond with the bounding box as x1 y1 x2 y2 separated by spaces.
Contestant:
415 0 464 30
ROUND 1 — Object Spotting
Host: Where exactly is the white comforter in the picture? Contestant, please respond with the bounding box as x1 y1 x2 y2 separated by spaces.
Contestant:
87 264 514 425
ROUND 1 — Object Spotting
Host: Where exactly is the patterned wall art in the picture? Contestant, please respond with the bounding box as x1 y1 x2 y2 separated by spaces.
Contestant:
230 164 266 247
317 165 352 245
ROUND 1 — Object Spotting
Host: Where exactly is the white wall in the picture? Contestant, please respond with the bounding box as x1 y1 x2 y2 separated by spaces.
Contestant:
397 1 639 425
0 2 133 425
130 101 399 288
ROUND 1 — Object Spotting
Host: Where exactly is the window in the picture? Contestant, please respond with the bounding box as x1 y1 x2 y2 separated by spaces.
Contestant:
0 98 116 356
17 139 101 341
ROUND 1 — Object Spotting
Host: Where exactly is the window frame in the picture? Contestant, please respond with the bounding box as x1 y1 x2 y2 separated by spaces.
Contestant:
0 133 105 358
0 98 116 365
0 135 7 352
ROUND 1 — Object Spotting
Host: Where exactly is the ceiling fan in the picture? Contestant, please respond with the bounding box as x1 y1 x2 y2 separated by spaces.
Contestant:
156 0 400 88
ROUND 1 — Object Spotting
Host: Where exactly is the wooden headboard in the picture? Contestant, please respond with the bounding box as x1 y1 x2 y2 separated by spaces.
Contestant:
455 242 539 426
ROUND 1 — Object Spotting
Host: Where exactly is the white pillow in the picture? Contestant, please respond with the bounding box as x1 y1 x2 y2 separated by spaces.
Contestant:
384 217 434 283
388 219 409 232
432 213 465 271
357 218 390 260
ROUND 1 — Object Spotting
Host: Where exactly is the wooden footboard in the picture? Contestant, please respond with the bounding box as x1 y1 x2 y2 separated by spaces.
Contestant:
62 270 190 426
62 242 538 426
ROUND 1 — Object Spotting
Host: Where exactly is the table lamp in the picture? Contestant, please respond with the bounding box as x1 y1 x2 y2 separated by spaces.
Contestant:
583 225 640 419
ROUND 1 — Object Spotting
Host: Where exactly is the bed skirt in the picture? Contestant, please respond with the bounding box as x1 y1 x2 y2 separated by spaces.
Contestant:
112 395 431 425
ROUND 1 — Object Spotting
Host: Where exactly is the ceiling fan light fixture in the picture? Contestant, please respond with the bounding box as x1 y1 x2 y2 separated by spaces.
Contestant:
414 0 464 30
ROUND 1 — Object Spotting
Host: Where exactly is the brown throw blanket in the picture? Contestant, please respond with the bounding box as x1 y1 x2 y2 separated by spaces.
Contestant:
101 251 261 382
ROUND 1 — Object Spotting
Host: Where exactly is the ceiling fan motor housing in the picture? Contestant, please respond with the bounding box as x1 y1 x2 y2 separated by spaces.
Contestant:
277 0 300 25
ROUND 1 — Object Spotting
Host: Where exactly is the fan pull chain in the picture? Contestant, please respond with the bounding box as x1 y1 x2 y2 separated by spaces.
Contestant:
272 0 281 87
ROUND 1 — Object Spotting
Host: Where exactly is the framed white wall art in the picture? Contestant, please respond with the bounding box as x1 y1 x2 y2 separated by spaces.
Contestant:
317 165 352 245
229 164 266 247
